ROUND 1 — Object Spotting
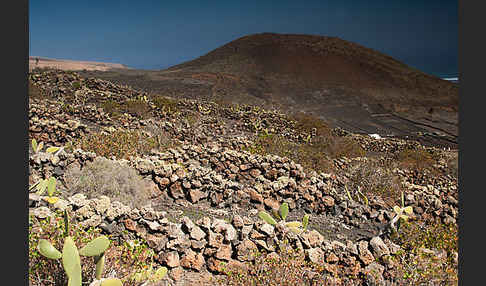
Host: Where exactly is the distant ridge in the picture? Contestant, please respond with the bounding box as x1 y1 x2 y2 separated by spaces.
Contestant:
29 56 130 71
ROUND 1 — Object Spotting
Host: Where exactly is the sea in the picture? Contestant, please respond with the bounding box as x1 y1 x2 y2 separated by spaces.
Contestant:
442 77 459 84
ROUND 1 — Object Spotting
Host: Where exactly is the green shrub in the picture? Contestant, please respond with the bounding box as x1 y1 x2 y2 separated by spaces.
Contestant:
244 133 335 174
29 212 100 285
72 81 81 90
36 210 115 285
100 100 123 119
124 99 152 119
62 157 152 209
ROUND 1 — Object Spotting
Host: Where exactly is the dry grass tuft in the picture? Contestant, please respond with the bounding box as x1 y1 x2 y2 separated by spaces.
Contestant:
62 157 152 209
345 159 403 207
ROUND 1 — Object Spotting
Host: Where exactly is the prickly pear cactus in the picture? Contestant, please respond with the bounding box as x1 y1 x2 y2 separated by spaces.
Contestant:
279 202 289 220
36 210 118 286
62 237 82 286
37 239 62 259
100 278 123 286
258 211 277 225
79 236 110 256
302 214 309 231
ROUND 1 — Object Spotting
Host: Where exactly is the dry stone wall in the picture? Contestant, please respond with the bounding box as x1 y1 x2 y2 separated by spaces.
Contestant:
29 142 458 285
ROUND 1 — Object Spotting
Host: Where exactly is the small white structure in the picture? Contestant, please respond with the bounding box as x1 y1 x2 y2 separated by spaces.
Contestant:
368 133 383 140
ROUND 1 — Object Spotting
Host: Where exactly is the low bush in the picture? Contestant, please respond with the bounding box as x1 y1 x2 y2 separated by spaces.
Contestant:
290 111 331 137
29 80 49 100
74 129 172 160
124 99 152 119
345 159 403 207
323 136 365 159
444 152 458 178
395 147 436 172
100 100 123 119
245 132 365 174
388 221 458 285
219 246 330 286
62 157 152 209
151 95 180 114
100 98 152 120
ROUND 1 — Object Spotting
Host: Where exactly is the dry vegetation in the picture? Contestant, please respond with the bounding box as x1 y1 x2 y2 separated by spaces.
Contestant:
395 147 437 172
387 221 458 285
218 246 331 286
245 113 365 174
28 67 459 285
345 159 403 207
62 157 152 209
73 129 177 160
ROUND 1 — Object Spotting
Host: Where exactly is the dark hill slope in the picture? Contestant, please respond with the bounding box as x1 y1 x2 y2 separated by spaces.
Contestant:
78 33 458 146
168 33 457 109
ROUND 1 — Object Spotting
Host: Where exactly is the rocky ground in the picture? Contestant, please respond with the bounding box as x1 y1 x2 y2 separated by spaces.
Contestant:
28 69 459 285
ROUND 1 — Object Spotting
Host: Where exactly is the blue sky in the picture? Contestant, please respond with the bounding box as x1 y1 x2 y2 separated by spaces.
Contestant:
29 0 457 77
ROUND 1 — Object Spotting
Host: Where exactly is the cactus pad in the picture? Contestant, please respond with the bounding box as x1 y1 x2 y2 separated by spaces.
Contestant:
152 266 168 281
258 211 277 225
46 146 60 154
62 237 82 286
38 239 62 259
79 236 110 257
285 221 302 228
302 214 309 230
31 139 38 152
279 202 289 221
288 226 302 235
47 177 56 197
94 254 106 280
100 278 123 286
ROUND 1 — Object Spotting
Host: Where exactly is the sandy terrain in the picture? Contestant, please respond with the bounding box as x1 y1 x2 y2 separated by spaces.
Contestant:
29 56 130 72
